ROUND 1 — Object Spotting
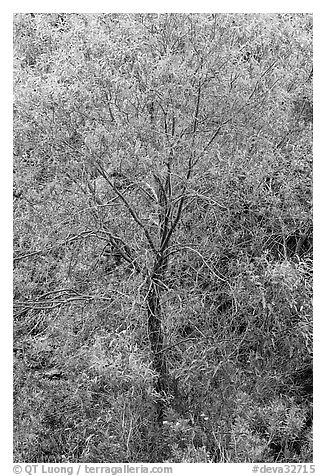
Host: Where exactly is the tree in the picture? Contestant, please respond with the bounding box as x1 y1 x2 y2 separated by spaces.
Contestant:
14 13 312 462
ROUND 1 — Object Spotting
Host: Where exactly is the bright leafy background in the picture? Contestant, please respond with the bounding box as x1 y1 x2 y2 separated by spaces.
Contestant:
14 13 312 463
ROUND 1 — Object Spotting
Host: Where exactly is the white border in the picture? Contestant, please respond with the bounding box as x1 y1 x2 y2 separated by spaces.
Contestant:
2 3 325 474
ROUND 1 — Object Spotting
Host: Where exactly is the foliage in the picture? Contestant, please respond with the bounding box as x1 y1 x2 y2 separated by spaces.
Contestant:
13 13 312 463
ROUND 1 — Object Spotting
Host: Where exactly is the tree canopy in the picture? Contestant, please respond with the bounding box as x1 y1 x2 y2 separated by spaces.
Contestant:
14 13 312 463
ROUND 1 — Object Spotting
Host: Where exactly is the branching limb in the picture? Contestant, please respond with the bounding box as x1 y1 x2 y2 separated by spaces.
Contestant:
96 163 158 256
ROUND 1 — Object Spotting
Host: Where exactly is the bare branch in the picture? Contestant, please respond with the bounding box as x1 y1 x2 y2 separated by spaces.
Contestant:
95 163 158 255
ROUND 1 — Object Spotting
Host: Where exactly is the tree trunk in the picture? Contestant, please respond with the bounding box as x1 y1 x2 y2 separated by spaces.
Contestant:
147 258 168 424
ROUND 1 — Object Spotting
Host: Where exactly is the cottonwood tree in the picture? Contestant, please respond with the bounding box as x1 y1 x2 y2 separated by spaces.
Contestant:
14 13 312 429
